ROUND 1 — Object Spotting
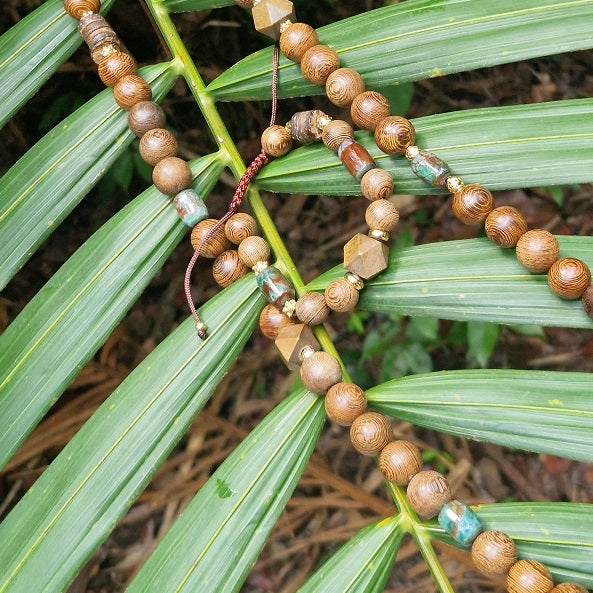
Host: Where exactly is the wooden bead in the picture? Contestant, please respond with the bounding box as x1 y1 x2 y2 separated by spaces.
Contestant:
98 51 136 87
238 236 270 268
234 0 255 7
325 382 367 425
252 0 295 40
350 412 392 456
365 200 399 232
322 120 354 152
324 278 359 312
407 470 451 520
471 530 517 575
190 219 230 258
582 285 593 320
139 128 178 166
351 91 391 131
300 44 340 85
551 584 589 593
451 183 494 225
325 68 365 108
300 351 342 394
379 440 423 485
360 168 394 201
261 125 293 157
507 560 554 593
485 206 527 248
212 250 248 288
296 292 329 326
128 101 166 138
516 229 559 273
64 0 100 19
279 22 318 62
259 304 295 339
344 233 389 279
113 74 152 110
548 257 591 299
224 213 258 244
374 116 415 155
152 156 191 195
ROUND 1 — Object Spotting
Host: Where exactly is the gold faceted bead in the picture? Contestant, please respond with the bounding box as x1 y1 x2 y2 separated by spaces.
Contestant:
282 298 297 318
261 124 293 157
252 0 295 40
345 272 364 290
300 351 342 394
344 233 389 280
369 229 389 242
405 145 420 160
325 382 367 426
507 560 553 593
295 292 330 326
350 412 392 456
446 176 464 193
275 323 320 371
325 278 359 312
407 470 452 520
252 260 269 276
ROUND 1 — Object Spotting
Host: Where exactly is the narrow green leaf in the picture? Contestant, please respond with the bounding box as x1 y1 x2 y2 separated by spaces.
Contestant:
367 369 593 462
163 0 234 10
0 276 264 593
126 389 325 593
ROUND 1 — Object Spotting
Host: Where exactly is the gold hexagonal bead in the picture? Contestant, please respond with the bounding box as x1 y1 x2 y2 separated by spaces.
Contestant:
252 0 296 40
343 233 389 280
275 323 319 370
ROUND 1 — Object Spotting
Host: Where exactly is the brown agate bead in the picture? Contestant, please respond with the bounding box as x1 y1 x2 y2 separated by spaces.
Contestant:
325 382 367 426
407 470 451 520
300 351 342 394
128 101 166 138
360 168 394 201
551 584 589 593
485 206 527 248
259 304 294 339
374 116 415 155
224 213 258 244
64 0 100 19
325 68 365 107
139 128 178 166
113 75 152 110
98 51 136 87
339 140 375 180
379 440 423 485
452 184 494 225
322 120 354 152
582 285 593 320
507 560 554 593
261 125 293 157
296 292 329 326
300 44 340 85
365 200 399 232
471 530 517 575
325 278 359 312
516 229 559 273
548 258 591 299
351 91 391 131
191 219 230 258
212 250 248 288
279 22 318 62
238 236 270 268
350 412 392 456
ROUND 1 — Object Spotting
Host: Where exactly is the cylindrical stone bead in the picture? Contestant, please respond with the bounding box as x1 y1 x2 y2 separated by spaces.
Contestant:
365 200 399 232
152 157 191 195
324 277 359 312
379 440 423 485
173 189 208 227
351 91 391 131
256 266 296 309
225 213 258 244
407 470 452 520
507 560 554 593
438 500 482 547
78 13 120 63
98 51 136 87
238 236 270 268
325 68 365 107
259 304 295 340
374 116 415 155
65 0 100 19
300 351 342 394
452 184 494 225
325 382 367 426
279 22 318 62
471 530 517 575
128 101 166 138
360 168 394 201
516 229 559 272
288 110 327 144
139 128 178 166
548 258 591 299
339 139 375 180
113 75 152 110
551 585 589 593
213 250 248 288
410 150 451 187
485 206 528 248
300 44 340 85
350 412 392 456
296 292 329 326
190 219 229 258
582 285 593 320
322 120 354 152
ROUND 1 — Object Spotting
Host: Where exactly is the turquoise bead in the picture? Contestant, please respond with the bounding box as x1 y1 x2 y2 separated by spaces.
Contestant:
256 266 295 309
410 150 450 186
173 188 208 227
438 500 482 547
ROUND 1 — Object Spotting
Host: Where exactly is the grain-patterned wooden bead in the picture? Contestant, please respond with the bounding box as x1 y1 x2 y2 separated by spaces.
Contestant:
279 22 318 62
452 183 494 225
350 412 392 456
322 120 354 152
300 44 340 85
324 278 359 312
471 530 517 575
325 382 367 426
234 0 255 7
582 285 593 320
113 74 152 110
301 351 342 394
516 229 559 273
225 213 258 244
407 470 452 520
252 0 295 39
259 304 295 339
325 68 365 107
351 91 391 131
374 116 415 155
261 125 293 157
379 440 423 485
485 206 527 248
548 257 591 299
139 128 178 166
98 51 136 87
152 157 191 195
507 560 554 593
64 0 100 19
190 219 230 258
276 324 319 370
365 200 399 232
128 101 166 138
238 236 270 268
551 584 589 593
360 168 394 201
212 250 248 288
296 292 329 326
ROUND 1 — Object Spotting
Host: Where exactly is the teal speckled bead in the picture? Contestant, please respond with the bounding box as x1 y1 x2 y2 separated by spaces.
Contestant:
173 189 208 227
438 500 482 547
410 150 450 186
256 266 295 310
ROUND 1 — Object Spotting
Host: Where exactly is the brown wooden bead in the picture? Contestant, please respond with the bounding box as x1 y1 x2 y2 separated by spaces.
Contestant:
276 323 320 371
582 285 593 320
113 74 152 110
139 128 177 166
551 584 589 593
279 22 318 62
152 156 191 195
325 68 365 108
128 101 166 138
261 124 293 157
324 278 359 312
234 0 255 7
374 116 415 155
325 382 367 426
300 351 342 394
516 229 559 273
365 200 399 233
360 168 394 201
548 257 591 299
238 236 270 268
300 44 340 85
471 530 517 575
351 91 391 131
98 51 136 87
212 250 248 288
224 213 258 244
485 206 527 248
379 440 423 485
295 292 329 326
344 233 389 279
252 0 295 40
64 0 100 19
407 470 451 520
452 183 494 225
322 120 354 152
350 412 392 456
259 304 295 339
507 560 554 593
190 219 230 258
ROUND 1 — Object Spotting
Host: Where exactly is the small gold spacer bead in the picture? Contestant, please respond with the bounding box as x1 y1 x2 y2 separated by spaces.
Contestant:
405 145 420 160
282 298 297 317
369 229 390 242
316 113 333 131
81 9 94 17
300 345 316 361
446 176 464 193
345 272 364 291
285 121 292 132
195 321 207 333
279 19 292 34
252 260 269 276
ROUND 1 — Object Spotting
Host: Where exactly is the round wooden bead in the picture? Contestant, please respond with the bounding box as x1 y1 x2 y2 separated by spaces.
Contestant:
300 351 342 394
548 257 591 299
360 168 394 201
516 229 559 273
551 584 589 593
324 278 359 312
64 0 100 18
365 200 399 232
582 285 593 320
139 128 177 166
471 530 517 575
325 68 365 108
238 236 270 268
128 101 166 138
351 91 391 131
300 44 340 85
485 206 527 248
212 250 248 288
261 125 293 157
152 156 191 195
295 292 329 326
234 0 255 7
325 382 367 426
225 213 258 244
451 183 494 225
190 219 230 258
322 120 354 152
113 74 152 110
279 22 318 62
507 560 554 593
350 412 392 456
98 51 136 87
374 116 415 155
379 440 423 485
259 304 295 339
407 470 452 520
